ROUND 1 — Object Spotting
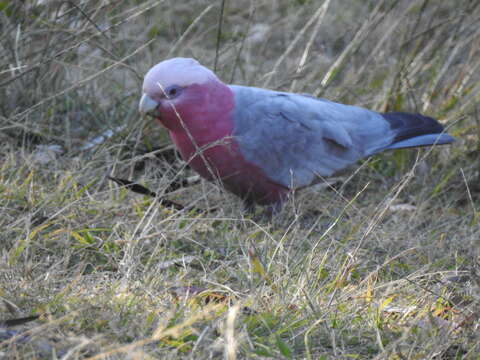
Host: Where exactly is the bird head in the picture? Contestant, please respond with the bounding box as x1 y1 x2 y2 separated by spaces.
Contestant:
139 57 227 133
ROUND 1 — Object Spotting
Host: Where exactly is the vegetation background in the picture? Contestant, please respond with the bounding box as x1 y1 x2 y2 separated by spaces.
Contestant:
1 0 479 358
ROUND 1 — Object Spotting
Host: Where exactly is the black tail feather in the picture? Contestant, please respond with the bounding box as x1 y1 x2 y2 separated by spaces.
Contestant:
382 112 445 143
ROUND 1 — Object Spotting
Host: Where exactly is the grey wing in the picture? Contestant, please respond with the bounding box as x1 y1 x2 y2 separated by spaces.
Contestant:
230 85 394 189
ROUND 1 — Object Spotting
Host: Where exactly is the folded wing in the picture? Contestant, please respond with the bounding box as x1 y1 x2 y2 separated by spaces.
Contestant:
231 85 453 189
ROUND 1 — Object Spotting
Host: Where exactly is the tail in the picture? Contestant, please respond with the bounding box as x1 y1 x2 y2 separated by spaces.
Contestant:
382 112 455 150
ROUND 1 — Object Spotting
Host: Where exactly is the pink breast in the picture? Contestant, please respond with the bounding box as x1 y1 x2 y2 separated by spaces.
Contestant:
170 131 288 205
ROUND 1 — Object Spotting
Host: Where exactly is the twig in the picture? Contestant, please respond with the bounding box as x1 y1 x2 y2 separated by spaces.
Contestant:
107 176 216 213
214 0 227 72
107 176 183 210
2 315 40 327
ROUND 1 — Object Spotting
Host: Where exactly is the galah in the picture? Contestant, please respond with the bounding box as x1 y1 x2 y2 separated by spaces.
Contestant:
139 58 454 208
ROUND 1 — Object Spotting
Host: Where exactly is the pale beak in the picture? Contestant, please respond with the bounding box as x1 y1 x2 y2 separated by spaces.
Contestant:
139 93 160 116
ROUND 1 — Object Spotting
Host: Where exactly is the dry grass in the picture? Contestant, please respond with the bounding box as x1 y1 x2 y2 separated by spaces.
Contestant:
1 0 480 358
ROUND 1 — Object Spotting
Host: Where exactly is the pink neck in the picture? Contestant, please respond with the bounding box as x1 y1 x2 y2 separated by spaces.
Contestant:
165 82 235 159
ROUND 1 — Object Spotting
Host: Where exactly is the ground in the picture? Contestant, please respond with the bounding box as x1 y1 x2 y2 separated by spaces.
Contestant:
1 0 479 359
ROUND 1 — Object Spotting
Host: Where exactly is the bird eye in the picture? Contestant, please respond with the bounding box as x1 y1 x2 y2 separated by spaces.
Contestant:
165 85 182 99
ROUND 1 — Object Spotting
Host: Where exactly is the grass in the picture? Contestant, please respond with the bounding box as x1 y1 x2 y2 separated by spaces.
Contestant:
1 0 479 358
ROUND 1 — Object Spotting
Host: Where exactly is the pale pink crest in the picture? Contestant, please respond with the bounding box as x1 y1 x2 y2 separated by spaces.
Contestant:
142 57 218 96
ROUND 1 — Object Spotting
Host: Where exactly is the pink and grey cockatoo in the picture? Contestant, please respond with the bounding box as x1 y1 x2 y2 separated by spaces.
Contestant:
139 58 454 208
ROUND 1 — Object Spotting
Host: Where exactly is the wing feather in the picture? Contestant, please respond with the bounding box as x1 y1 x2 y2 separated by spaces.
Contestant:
230 85 392 188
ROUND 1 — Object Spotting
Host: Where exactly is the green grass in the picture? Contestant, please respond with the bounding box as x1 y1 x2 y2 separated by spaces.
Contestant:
1 0 479 358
